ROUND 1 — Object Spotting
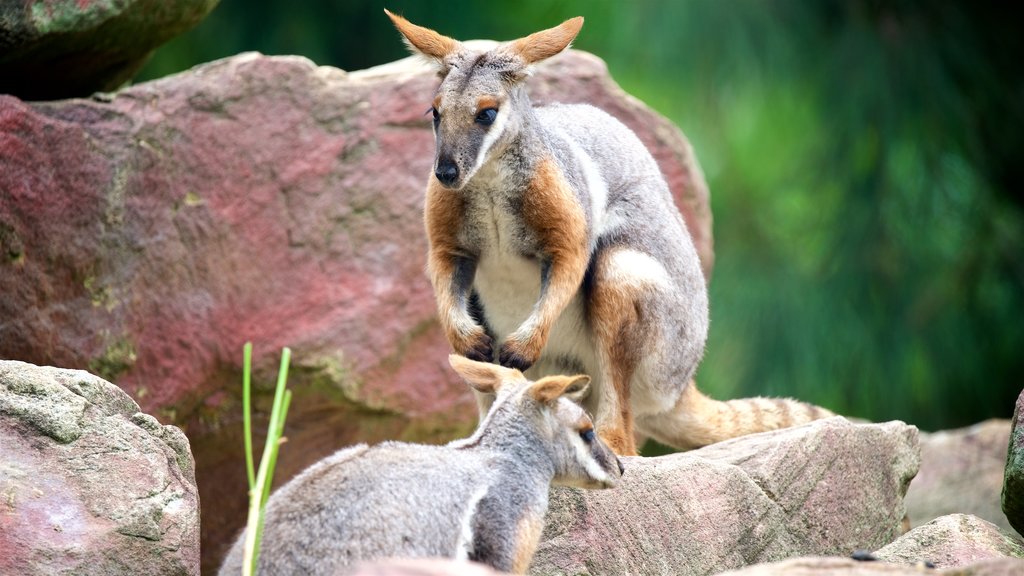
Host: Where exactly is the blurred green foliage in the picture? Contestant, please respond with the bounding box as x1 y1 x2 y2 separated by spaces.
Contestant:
140 1 1024 432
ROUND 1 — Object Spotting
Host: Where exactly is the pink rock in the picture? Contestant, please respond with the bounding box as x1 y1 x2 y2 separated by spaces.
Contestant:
716 556 1024 576
534 418 920 575
0 360 199 575
0 50 711 571
905 420 1013 534
875 514 1024 569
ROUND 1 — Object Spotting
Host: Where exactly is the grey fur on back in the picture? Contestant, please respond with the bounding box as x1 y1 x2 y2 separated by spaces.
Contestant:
219 444 496 575
218 358 621 575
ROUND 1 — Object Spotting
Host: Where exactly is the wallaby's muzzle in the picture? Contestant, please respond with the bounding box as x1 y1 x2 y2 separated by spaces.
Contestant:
435 158 459 187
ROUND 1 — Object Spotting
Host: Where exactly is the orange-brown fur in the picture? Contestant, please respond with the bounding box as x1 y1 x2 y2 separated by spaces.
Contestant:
508 17 584 64
586 250 655 454
511 512 545 574
501 157 589 365
425 178 490 355
528 374 590 405
476 96 501 112
639 382 836 450
384 9 459 60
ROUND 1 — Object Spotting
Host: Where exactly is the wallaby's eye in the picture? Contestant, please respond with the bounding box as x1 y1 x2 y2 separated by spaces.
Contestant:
430 107 441 125
580 429 596 443
476 108 498 126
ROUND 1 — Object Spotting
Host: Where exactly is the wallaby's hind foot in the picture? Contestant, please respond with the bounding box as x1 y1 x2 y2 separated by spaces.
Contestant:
637 380 835 451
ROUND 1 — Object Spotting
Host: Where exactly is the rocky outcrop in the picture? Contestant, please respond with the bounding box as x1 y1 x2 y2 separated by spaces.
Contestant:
1004 390 1024 537
702 512 1024 576
0 360 199 575
873 514 1024 568
905 419 1013 533
531 418 919 576
0 49 712 572
0 0 220 100
714 556 1024 576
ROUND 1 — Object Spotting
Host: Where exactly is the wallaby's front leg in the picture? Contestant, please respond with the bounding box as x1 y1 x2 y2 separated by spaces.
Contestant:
499 158 589 371
426 180 493 362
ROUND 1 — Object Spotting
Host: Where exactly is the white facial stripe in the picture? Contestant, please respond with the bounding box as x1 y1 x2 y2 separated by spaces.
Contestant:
571 433 610 484
469 105 510 177
455 484 490 560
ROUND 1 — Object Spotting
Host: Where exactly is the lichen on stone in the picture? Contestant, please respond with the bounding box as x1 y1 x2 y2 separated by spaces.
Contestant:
88 337 137 382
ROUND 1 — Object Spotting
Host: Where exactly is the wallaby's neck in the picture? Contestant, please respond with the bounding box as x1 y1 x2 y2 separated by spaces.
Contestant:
455 401 557 484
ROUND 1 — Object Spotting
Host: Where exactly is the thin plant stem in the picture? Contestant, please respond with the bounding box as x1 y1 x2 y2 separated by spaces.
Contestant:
242 346 292 576
243 342 255 490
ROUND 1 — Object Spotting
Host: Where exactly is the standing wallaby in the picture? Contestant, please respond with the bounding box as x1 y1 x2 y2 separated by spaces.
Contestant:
219 355 622 576
385 10 834 455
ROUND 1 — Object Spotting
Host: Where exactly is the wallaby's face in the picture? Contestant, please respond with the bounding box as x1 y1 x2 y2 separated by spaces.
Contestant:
448 354 623 489
385 10 584 190
428 52 520 190
547 396 623 489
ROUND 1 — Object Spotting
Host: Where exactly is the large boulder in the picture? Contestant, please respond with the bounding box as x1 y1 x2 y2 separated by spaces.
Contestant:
0 360 199 575
1004 390 1024 537
905 419 1013 533
874 514 1024 568
531 418 919 576
0 0 220 100
0 49 712 572
714 556 1024 576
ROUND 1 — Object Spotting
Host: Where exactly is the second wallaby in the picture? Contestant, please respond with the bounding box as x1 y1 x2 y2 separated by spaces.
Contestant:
218 355 622 576
385 10 834 455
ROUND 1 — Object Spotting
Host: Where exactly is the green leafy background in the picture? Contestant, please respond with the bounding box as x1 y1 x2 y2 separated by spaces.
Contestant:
140 0 1024 432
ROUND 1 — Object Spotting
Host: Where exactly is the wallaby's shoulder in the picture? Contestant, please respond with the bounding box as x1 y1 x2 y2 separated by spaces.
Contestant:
534 102 658 177
535 102 637 142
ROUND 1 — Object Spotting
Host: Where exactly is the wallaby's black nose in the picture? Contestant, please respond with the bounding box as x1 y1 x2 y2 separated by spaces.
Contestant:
435 161 459 186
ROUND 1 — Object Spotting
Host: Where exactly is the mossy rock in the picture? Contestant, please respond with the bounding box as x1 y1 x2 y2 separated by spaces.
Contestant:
0 0 220 100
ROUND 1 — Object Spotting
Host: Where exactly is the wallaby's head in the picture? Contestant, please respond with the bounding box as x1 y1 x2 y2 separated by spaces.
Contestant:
448 355 622 489
385 9 583 190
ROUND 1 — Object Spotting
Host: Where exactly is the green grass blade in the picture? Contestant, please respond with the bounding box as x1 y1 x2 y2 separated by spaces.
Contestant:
242 346 292 576
243 342 255 491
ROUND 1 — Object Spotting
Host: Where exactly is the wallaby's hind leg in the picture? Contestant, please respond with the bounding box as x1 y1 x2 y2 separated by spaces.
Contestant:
586 246 673 456
636 380 836 450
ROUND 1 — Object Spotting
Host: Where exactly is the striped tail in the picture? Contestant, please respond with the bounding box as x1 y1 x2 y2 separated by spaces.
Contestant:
639 380 835 451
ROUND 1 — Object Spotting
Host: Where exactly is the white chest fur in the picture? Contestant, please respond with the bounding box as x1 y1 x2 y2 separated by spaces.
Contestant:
472 208 596 374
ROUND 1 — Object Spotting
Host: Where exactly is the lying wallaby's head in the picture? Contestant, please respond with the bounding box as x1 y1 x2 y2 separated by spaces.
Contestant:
385 9 583 190
448 355 622 489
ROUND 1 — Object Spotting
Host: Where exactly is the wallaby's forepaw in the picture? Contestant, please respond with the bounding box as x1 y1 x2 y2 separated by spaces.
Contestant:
458 329 494 364
498 337 539 372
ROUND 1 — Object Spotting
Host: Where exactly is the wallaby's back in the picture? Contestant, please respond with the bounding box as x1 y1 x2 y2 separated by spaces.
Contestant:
218 355 622 575
220 443 494 576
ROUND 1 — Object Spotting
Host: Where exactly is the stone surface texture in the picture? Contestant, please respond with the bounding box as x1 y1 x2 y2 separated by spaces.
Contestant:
0 49 712 572
0 360 200 575
905 419 1013 533
0 0 220 100
874 514 1024 569
531 418 919 576
1003 390 1024 537
714 556 1024 576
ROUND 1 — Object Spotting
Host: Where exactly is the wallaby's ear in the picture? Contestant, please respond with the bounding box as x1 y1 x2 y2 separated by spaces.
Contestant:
384 9 461 63
505 16 584 65
529 374 591 405
448 354 522 395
